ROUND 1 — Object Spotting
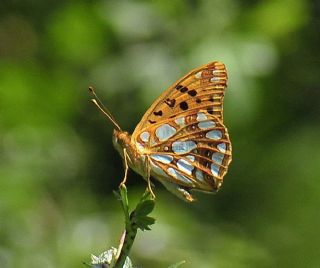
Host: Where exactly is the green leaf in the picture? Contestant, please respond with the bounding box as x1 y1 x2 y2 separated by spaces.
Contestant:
136 216 156 231
135 199 155 217
140 189 153 202
119 184 130 224
119 184 128 208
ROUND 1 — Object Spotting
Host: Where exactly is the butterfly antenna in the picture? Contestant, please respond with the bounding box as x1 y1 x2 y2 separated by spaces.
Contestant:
88 86 122 131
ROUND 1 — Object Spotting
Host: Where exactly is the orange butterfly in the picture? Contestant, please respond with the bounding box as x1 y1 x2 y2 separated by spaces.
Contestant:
90 61 232 202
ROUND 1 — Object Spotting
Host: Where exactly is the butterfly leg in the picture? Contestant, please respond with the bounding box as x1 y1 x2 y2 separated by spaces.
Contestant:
120 148 129 186
145 157 156 199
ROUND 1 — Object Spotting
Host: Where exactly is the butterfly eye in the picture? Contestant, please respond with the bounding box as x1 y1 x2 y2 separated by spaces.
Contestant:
112 134 118 145
112 130 120 145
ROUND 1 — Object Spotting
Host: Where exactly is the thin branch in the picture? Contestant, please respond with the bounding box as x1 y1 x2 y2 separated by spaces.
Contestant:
114 185 155 268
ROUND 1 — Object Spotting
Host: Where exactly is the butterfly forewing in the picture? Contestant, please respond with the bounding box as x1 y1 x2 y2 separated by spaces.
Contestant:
130 62 231 198
132 61 227 134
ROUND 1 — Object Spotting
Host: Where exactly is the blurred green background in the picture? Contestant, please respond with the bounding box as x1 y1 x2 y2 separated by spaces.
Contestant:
1 0 319 267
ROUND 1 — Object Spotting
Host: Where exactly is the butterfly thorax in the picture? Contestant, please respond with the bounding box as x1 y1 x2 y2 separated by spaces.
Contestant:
112 129 148 178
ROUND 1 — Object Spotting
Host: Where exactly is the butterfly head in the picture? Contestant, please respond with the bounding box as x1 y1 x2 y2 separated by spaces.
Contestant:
113 129 148 178
112 129 131 157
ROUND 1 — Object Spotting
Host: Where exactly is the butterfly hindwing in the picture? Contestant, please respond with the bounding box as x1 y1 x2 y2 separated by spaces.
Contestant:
134 110 231 192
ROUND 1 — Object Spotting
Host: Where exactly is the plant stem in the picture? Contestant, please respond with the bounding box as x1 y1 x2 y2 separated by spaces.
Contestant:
114 217 137 268
113 185 155 268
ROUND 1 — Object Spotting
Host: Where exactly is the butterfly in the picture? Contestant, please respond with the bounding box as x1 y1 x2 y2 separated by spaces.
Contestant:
89 61 232 202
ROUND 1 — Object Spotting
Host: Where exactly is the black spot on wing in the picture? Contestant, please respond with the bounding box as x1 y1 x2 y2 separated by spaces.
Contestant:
188 89 197 97
180 87 188 93
153 110 163 116
175 85 183 90
175 84 188 93
180 101 188 110
165 98 176 108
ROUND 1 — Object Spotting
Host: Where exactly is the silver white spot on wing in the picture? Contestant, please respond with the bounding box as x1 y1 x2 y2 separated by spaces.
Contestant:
210 77 221 82
140 131 150 143
212 70 224 75
177 159 194 175
172 141 197 154
198 121 216 130
212 152 224 165
195 71 202 79
174 117 185 126
211 163 220 177
186 155 195 162
196 112 207 121
150 154 173 164
206 130 222 140
167 167 193 185
217 143 227 153
136 143 144 152
195 169 204 181
150 160 168 177
155 124 176 141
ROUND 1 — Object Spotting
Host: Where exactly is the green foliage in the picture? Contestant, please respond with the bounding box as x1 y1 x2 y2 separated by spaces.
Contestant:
133 191 156 231
93 186 185 267
119 184 155 232
112 186 155 268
